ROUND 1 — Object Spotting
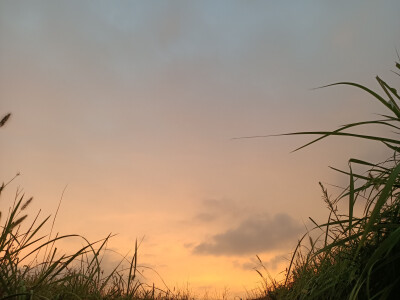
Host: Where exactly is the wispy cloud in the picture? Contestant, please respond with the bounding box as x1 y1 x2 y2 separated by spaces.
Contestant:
238 255 287 272
193 213 303 256
193 198 251 223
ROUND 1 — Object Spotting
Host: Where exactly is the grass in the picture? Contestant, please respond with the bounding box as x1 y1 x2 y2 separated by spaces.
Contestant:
251 59 400 299
0 115 193 299
2 58 400 299
0 179 196 300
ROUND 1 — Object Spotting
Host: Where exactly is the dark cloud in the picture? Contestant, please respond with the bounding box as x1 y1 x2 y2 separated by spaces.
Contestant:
193 213 303 256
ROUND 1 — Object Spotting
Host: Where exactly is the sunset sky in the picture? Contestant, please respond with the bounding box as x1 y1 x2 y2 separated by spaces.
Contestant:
1 1 400 297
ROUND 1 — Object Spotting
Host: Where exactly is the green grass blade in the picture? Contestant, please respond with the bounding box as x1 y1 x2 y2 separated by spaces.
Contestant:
348 164 355 237
314 81 400 118
355 163 400 256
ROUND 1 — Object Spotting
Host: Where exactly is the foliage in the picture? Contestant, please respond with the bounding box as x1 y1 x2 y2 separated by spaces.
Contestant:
3 57 400 300
257 60 400 299
0 114 190 300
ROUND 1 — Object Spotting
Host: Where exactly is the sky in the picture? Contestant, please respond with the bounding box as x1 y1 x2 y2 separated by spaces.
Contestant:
1 0 400 297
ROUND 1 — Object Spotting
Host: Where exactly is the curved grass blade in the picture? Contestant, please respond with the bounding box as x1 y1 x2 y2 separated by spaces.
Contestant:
314 81 400 118
355 163 400 256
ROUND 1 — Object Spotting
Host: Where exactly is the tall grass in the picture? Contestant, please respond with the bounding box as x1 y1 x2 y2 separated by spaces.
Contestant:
0 113 190 299
254 60 400 299
3 57 400 299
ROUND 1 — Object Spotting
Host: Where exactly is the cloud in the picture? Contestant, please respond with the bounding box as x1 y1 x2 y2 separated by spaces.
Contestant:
193 213 303 256
194 212 217 222
239 255 286 272
191 198 251 224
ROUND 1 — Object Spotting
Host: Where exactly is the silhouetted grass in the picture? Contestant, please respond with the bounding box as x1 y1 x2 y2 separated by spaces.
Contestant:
3 58 400 300
252 60 400 299
0 114 194 300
